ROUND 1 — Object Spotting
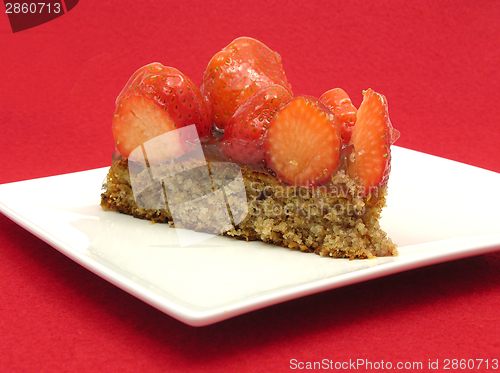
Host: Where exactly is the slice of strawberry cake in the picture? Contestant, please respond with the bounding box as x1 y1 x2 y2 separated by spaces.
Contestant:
101 37 399 259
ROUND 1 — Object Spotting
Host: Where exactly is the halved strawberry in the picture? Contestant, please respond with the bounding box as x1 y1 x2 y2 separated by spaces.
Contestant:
347 89 400 194
201 37 292 131
112 63 212 159
320 88 357 145
264 96 341 187
219 84 293 167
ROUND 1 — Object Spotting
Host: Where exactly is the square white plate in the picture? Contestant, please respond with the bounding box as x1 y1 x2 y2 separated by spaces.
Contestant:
1 146 499 326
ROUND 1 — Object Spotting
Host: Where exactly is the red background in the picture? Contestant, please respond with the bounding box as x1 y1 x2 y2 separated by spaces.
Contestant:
1 1 500 372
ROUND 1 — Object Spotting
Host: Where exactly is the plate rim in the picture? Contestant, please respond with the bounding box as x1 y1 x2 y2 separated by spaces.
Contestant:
1 146 500 327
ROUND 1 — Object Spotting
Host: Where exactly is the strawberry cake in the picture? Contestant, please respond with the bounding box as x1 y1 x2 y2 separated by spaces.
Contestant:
100 37 399 259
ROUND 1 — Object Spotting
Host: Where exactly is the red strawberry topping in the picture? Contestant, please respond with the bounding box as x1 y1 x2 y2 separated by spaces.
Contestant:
112 63 212 159
264 96 341 187
320 88 357 145
219 84 293 167
201 37 292 131
347 88 400 194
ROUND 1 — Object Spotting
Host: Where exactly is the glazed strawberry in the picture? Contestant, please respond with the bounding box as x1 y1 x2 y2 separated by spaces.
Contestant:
320 88 357 144
264 96 341 187
347 89 400 194
201 37 292 131
112 63 212 159
219 84 293 167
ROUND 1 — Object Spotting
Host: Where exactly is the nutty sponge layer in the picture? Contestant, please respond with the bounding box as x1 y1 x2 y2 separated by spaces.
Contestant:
100 159 397 259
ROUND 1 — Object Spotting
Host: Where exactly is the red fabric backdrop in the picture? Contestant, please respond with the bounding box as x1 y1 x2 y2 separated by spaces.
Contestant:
1 1 499 372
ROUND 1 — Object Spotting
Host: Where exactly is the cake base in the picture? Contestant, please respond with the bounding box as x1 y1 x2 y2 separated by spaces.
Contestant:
100 159 397 259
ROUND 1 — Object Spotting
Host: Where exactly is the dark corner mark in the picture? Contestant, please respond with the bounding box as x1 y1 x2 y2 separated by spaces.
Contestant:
64 0 78 12
4 0 79 33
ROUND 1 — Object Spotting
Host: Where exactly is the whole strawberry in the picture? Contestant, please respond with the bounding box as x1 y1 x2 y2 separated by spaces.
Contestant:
112 63 212 159
320 88 357 145
219 84 293 167
201 37 293 131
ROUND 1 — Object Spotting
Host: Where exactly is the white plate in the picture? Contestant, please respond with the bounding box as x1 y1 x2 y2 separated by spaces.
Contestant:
1 146 500 326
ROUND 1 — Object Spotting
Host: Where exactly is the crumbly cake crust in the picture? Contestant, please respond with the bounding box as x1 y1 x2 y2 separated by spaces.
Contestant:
101 159 397 259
